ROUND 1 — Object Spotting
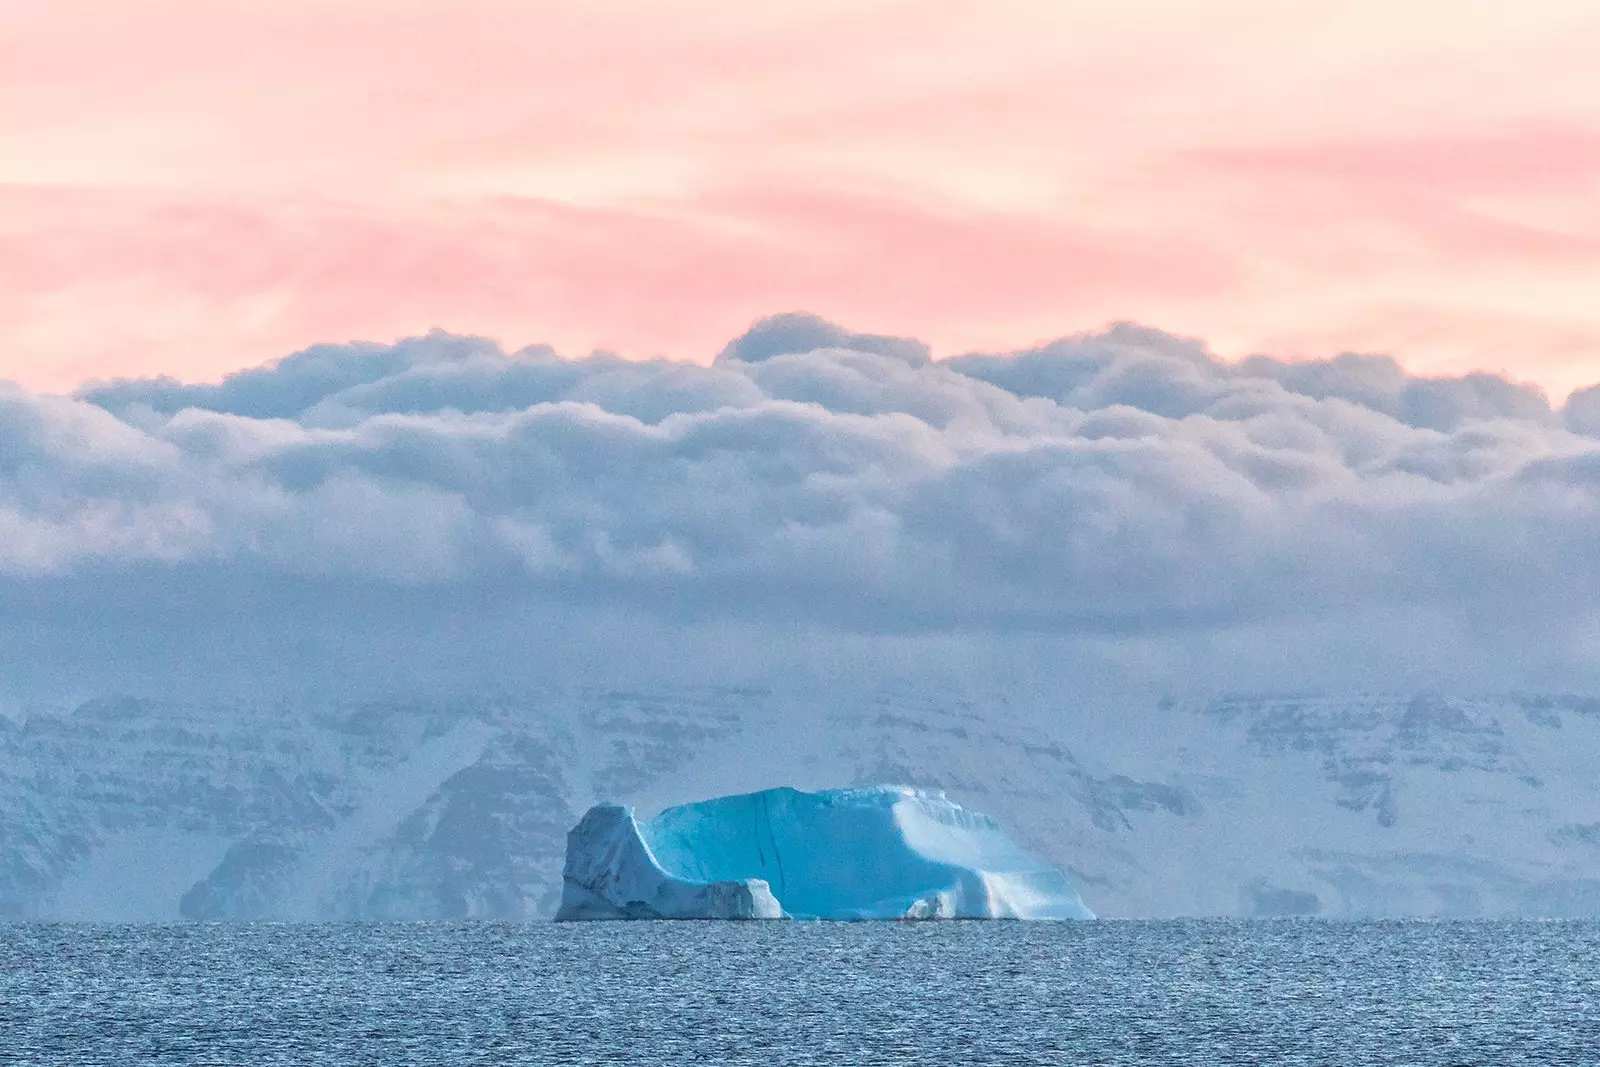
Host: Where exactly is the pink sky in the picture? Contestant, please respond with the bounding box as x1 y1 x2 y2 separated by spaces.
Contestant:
5 0 1600 395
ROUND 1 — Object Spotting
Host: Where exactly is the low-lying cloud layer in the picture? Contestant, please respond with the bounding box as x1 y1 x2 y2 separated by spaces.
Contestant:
7 313 1600 700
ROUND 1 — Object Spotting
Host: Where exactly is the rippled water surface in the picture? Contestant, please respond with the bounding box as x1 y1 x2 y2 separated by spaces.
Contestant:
4 920 1597 1065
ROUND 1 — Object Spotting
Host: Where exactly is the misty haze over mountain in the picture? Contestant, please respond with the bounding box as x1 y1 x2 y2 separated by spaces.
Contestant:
6 314 1600 919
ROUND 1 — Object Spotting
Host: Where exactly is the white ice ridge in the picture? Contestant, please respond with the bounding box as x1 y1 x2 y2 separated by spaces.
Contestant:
554 785 1095 920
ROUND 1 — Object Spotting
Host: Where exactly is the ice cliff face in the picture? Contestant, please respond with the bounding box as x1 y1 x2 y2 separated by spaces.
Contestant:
556 804 783 920
6 688 1600 919
556 786 1093 920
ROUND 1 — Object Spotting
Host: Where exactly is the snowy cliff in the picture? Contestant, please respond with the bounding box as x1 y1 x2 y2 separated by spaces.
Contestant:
556 786 1093 920
8 688 1600 919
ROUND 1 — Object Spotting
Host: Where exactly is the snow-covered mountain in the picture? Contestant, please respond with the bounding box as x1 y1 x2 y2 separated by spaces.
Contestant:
5 688 1600 920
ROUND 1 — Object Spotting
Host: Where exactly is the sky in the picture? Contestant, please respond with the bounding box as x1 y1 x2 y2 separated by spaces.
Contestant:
7 3 1600 706
5 0 1600 396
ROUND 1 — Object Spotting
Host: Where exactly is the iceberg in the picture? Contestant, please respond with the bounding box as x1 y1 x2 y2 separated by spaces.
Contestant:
555 785 1094 920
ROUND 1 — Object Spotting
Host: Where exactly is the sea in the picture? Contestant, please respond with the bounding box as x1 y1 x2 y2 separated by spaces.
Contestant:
3 919 1596 1065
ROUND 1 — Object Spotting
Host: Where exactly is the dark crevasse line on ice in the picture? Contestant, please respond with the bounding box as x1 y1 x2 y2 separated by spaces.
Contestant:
763 791 786 903
750 791 786 904
754 795 766 870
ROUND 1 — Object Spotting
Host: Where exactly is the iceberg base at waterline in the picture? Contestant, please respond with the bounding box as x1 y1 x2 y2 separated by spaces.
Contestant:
554 785 1094 921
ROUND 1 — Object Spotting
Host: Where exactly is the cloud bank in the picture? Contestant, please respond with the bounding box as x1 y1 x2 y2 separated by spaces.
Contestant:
7 312 1600 700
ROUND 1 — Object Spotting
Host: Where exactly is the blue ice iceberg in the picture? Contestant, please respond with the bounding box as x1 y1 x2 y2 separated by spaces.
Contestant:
555 785 1094 920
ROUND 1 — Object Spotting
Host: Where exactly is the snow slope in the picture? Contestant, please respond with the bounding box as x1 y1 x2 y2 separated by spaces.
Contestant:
5 688 1600 919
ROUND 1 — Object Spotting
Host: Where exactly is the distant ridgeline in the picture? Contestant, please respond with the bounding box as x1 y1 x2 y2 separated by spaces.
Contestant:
555 786 1094 920
6 691 1600 920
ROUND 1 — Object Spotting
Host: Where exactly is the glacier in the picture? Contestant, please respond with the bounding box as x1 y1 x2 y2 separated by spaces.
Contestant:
555 785 1095 920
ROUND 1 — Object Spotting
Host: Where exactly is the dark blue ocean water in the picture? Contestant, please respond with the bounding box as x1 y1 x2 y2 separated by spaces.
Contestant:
3 920 1596 1065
